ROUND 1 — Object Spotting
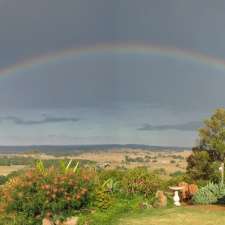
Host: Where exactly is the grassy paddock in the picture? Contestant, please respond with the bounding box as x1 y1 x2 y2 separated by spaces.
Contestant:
118 206 225 225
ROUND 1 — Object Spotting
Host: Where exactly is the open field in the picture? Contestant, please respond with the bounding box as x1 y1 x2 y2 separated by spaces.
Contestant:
0 165 26 176
118 206 225 225
65 149 191 174
0 148 191 176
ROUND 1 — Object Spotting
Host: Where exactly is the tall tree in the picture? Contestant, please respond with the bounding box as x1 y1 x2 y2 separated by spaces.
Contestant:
187 108 225 183
199 108 225 162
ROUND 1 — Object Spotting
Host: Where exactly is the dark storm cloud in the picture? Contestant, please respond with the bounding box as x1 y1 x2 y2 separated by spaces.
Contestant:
1 0 225 68
0 0 117 67
1 53 225 111
1 0 225 112
138 121 202 131
0 116 80 125
116 0 225 58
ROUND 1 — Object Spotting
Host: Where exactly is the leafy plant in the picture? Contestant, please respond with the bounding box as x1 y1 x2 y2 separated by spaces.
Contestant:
93 187 114 210
122 168 162 197
35 160 46 175
0 167 94 224
60 159 79 174
193 182 225 204
102 178 119 193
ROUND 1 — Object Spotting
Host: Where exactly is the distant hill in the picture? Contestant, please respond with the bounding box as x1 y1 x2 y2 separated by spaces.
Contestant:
0 144 191 154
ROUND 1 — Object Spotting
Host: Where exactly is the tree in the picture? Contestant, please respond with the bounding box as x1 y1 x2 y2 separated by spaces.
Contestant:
187 108 225 183
186 149 220 183
199 108 225 162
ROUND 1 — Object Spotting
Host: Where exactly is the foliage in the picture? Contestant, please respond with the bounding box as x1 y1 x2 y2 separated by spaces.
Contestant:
170 171 185 177
79 196 148 225
0 156 35 166
193 182 225 204
0 156 94 168
186 108 225 182
187 150 220 183
92 175 120 210
0 176 7 185
98 169 125 184
171 155 185 160
121 167 162 197
0 165 94 224
0 170 26 186
93 186 114 210
0 161 183 224
125 155 147 163
198 108 225 161
165 173 193 189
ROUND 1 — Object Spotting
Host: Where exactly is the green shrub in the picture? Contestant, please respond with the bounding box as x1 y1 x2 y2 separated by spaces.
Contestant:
193 182 225 204
98 169 125 184
0 176 7 185
121 168 162 197
93 186 114 210
187 150 221 183
92 174 121 210
170 171 184 177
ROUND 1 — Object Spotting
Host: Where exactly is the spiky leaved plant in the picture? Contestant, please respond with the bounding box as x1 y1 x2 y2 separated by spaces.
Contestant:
193 182 225 204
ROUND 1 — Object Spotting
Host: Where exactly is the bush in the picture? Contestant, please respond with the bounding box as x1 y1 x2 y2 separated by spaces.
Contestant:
98 169 125 184
93 186 114 210
170 171 185 177
121 168 162 197
193 182 225 205
0 176 7 185
187 150 221 183
0 167 94 224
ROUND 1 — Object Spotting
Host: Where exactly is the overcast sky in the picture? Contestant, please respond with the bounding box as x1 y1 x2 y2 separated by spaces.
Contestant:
1 0 225 146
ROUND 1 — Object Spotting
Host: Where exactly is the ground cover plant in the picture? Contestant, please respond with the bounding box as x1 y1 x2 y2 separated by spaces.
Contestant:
192 182 225 204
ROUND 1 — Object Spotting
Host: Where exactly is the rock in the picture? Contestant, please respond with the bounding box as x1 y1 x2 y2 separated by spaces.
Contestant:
62 217 79 225
42 218 54 225
153 190 167 208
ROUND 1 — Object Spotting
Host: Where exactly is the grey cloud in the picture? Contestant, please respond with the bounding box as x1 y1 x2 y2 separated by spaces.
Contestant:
0 116 80 125
138 121 202 131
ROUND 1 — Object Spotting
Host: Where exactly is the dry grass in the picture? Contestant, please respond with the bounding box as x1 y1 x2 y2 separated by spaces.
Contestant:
0 148 191 175
71 149 191 174
0 165 26 176
119 206 225 225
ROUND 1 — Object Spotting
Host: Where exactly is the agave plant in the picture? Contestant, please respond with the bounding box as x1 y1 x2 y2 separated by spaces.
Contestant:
193 182 225 204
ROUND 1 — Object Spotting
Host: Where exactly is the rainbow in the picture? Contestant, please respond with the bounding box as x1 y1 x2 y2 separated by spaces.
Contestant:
1 43 225 76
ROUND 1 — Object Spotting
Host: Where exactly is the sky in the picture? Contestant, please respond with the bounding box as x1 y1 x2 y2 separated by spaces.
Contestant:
1 0 225 146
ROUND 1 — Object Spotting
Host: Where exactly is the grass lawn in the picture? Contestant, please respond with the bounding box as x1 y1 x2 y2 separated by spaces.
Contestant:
118 205 225 225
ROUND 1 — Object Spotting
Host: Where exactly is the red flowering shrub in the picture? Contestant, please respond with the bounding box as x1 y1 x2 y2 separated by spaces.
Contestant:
0 167 95 224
